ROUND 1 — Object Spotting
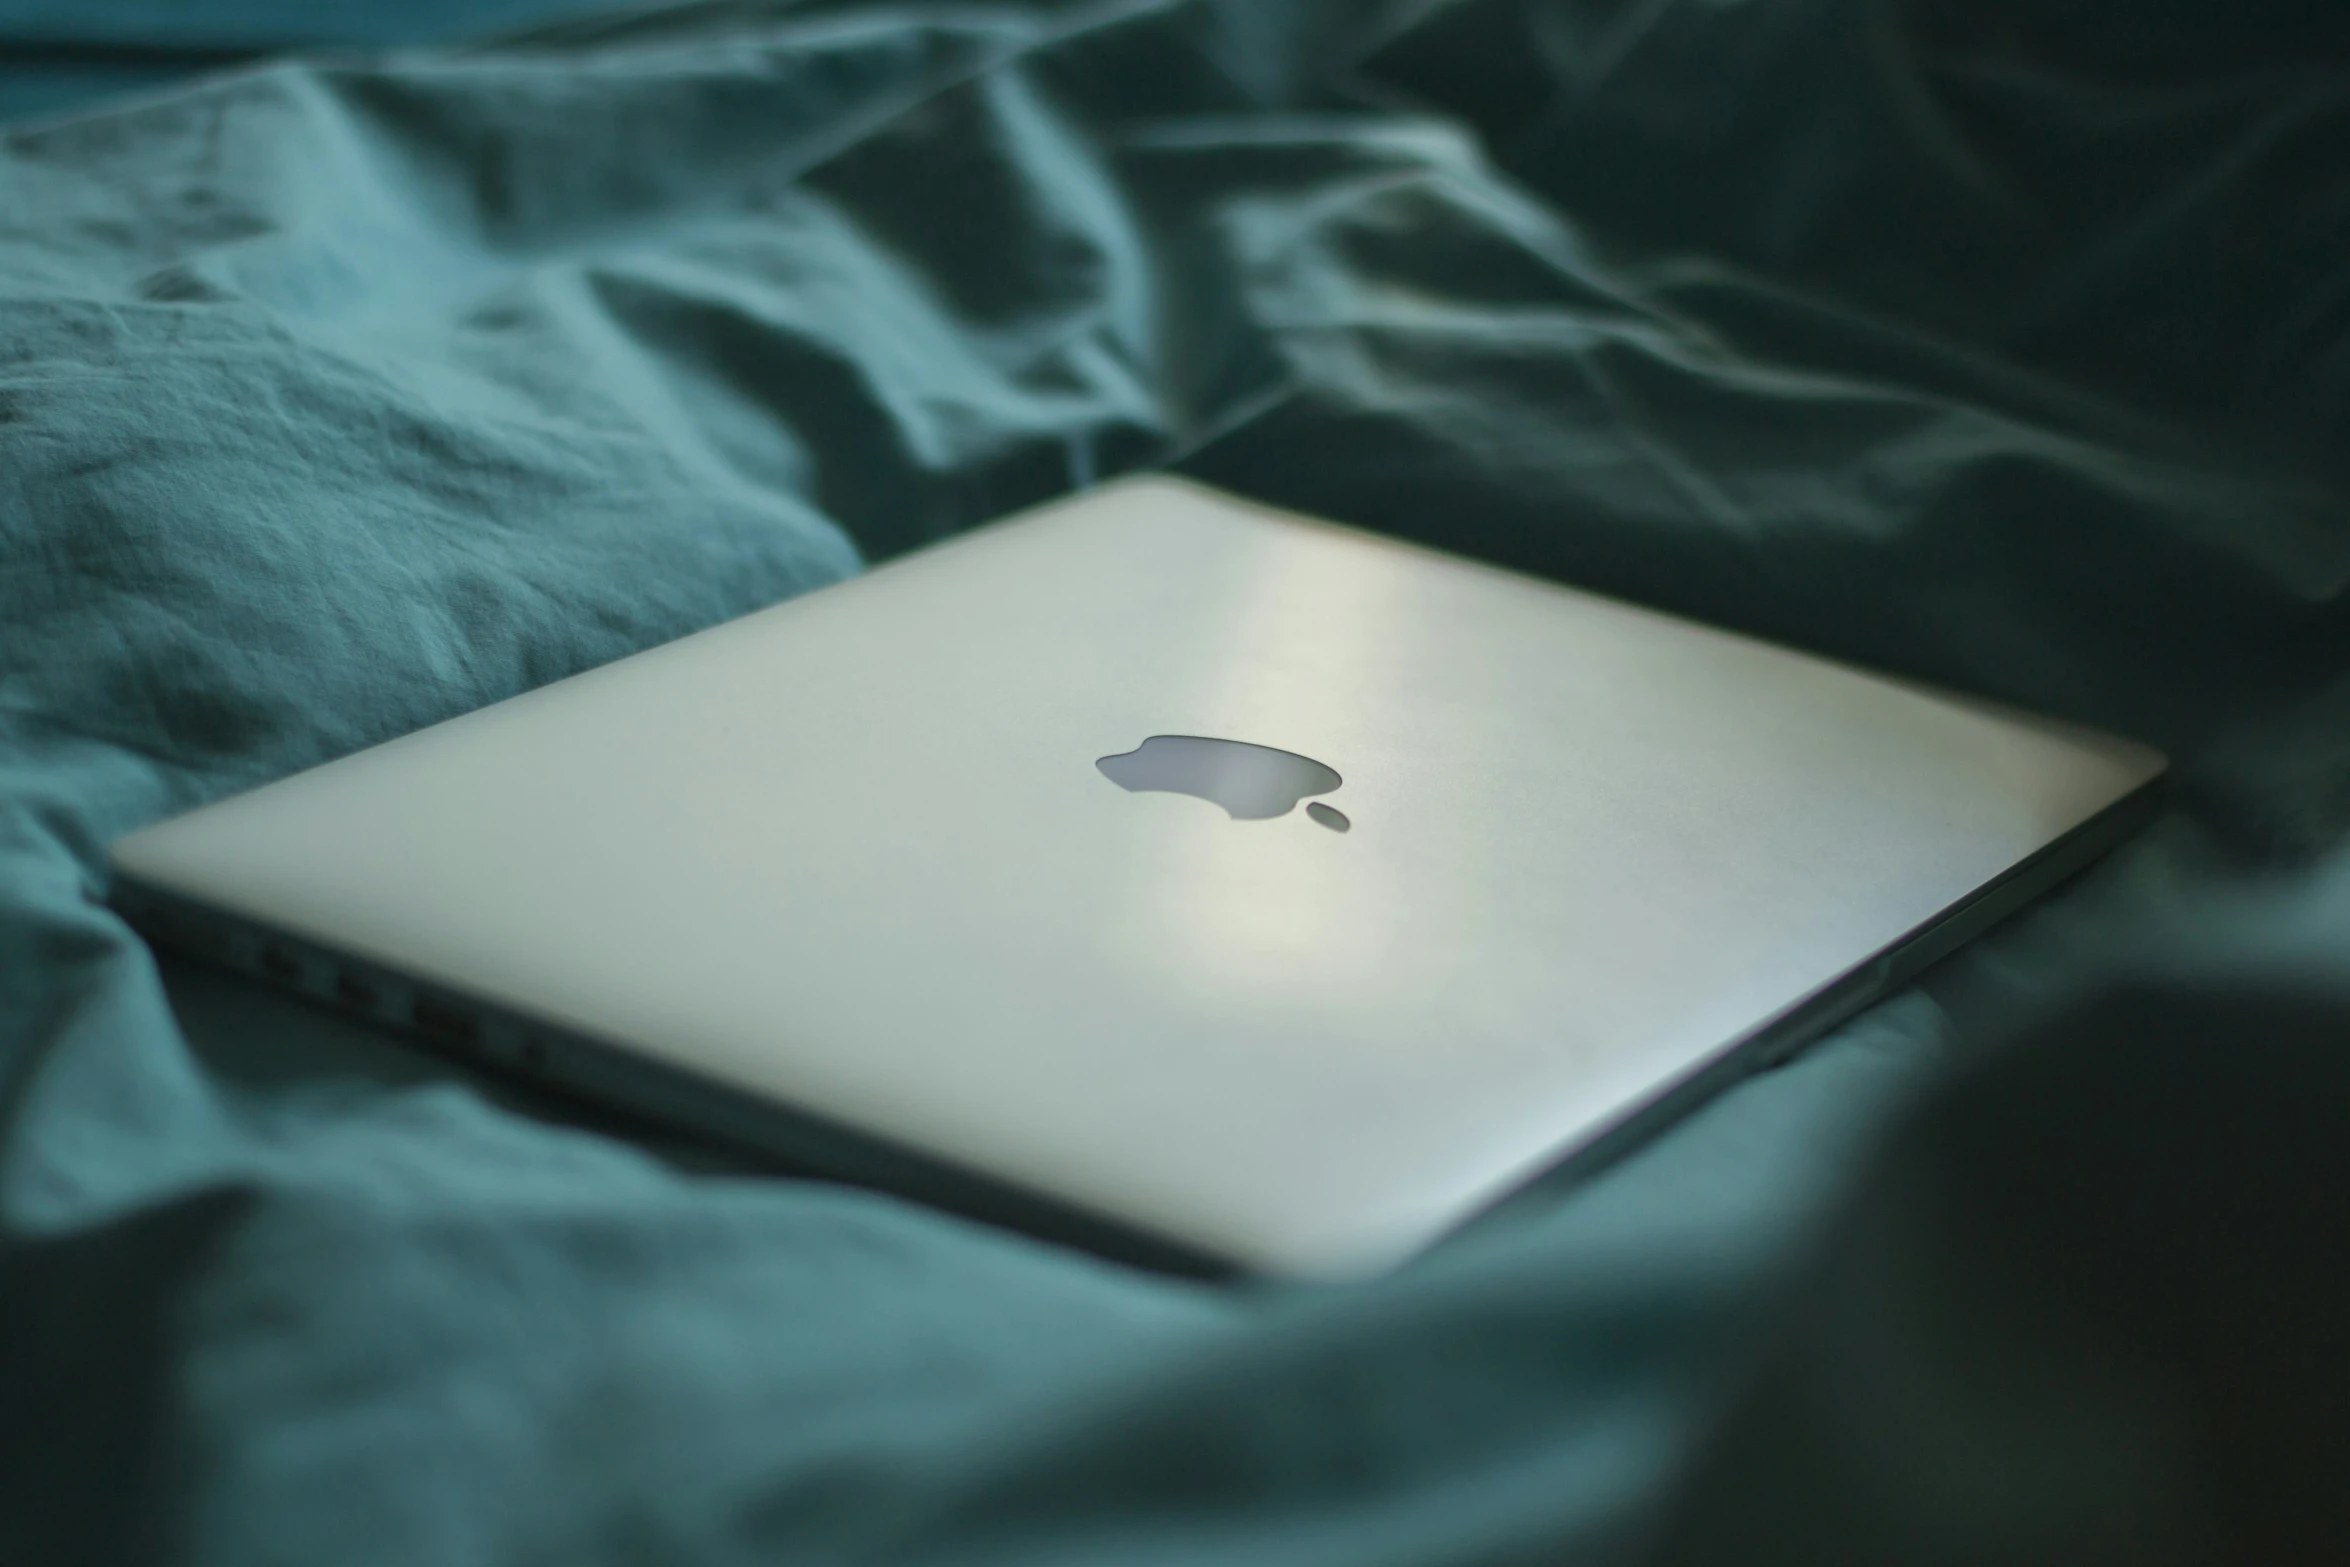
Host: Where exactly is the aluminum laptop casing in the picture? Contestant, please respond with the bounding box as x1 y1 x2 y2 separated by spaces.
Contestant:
110 478 2165 1277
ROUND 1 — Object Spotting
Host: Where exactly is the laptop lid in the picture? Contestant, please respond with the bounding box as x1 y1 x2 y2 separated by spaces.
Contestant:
110 478 2165 1276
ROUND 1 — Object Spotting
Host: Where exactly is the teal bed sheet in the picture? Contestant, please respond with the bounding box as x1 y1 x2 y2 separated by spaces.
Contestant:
4 2 2348 1561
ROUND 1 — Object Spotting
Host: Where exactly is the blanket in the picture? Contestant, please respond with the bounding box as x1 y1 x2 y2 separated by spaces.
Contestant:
5 2 2347 1561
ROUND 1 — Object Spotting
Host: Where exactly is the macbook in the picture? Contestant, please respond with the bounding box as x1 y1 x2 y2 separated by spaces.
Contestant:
109 477 2166 1277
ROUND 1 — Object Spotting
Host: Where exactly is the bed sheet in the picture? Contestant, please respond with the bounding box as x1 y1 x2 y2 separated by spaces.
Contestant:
4 2 2347 1561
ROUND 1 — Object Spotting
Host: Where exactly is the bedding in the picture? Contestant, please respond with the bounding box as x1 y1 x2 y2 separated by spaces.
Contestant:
3 1 2346 1561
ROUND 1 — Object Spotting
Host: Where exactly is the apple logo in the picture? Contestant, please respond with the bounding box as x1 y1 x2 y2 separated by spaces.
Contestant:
1096 735 1350 832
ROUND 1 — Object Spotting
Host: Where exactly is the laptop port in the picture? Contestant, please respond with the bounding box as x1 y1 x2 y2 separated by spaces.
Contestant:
411 997 479 1048
177 920 229 962
333 970 380 1012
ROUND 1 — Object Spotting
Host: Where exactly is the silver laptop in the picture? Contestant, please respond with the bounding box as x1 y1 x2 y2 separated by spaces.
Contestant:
108 478 2165 1278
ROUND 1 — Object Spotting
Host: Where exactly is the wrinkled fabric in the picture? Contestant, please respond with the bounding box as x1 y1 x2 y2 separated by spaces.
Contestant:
0 0 619 122
2 1 2347 1562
